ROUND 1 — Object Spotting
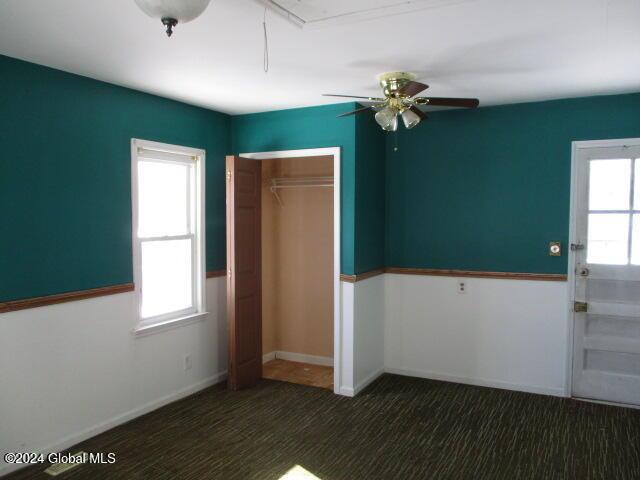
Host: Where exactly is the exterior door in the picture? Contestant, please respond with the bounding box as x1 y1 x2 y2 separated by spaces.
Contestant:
572 141 640 405
226 155 262 390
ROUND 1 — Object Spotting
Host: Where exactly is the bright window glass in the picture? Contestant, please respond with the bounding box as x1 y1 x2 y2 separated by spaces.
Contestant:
587 213 629 265
588 159 631 211
632 214 640 266
141 239 193 318
634 160 640 210
138 160 189 237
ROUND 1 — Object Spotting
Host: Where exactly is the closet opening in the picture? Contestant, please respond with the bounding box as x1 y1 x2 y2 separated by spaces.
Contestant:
261 155 334 390
226 147 341 394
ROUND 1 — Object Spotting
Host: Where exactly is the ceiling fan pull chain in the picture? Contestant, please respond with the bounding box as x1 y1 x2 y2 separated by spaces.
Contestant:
263 7 269 74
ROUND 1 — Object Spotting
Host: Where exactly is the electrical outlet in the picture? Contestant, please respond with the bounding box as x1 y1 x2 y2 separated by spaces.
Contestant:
184 354 192 371
458 281 466 294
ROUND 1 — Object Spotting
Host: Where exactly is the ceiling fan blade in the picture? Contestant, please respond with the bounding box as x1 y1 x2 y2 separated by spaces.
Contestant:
323 94 385 101
397 81 429 97
337 106 372 117
415 97 480 108
409 105 427 120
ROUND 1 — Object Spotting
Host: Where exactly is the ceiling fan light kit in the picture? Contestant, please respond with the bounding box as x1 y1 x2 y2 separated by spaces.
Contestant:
325 71 480 132
134 0 212 36
375 107 398 132
401 109 421 129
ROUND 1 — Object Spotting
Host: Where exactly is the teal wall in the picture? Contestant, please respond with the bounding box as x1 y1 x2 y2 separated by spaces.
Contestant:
4 52 640 302
231 104 388 275
386 92 640 274
355 113 386 273
0 55 230 302
231 104 359 275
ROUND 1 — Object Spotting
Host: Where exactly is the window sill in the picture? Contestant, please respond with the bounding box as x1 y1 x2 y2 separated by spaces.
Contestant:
133 311 209 338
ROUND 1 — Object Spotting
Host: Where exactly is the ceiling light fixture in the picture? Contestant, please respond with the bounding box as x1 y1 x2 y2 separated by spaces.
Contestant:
401 108 421 129
134 0 212 37
375 106 399 132
326 72 479 132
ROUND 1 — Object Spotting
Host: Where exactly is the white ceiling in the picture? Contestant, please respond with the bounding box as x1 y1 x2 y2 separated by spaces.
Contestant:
0 0 639 115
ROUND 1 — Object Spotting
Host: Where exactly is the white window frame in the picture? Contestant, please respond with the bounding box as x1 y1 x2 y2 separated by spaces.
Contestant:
131 139 207 335
576 144 640 276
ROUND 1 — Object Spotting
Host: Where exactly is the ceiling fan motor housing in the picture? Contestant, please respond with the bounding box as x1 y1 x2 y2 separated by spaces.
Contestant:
378 72 417 98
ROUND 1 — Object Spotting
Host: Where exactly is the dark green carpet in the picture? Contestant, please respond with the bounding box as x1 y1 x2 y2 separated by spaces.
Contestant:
6 374 640 479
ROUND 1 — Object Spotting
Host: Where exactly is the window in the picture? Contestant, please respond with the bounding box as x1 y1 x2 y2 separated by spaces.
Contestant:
587 157 640 265
132 139 206 331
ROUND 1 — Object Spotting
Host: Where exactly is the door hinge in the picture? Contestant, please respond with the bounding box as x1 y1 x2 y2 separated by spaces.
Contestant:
574 301 588 313
226 170 232 181
570 243 585 251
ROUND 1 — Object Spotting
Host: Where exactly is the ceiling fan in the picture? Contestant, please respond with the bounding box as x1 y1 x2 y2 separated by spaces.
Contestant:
324 72 479 131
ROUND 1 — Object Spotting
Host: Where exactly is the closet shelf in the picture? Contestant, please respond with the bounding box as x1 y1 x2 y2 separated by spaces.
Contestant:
269 176 334 206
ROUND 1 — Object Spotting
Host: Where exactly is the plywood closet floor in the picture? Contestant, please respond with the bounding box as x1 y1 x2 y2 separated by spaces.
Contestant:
263 359 333 390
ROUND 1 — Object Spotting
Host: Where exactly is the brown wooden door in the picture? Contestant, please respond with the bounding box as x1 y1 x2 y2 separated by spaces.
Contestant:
226 155 262 390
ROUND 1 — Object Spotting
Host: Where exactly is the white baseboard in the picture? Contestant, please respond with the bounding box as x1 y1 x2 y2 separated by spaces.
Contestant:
354 369 385 396
263 350 333 367
384 367 565 397
0 371 227 477
338 386 355 397
337 369 385 397
262 351 276 364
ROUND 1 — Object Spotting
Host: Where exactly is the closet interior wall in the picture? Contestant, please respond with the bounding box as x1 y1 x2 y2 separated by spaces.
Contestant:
261 156 334 360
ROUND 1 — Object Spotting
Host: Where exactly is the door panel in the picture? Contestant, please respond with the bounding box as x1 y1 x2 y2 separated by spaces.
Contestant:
226 155 262 390
572 143 640 405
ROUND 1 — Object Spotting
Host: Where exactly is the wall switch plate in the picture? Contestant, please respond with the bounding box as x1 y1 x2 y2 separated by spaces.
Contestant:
458 282 466 294
549 242 561 256
184 354 192 371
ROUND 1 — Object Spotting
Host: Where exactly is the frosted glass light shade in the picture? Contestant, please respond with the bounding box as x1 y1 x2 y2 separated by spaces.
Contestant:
402 109 421 129
134 0 211 23
375 107 398 132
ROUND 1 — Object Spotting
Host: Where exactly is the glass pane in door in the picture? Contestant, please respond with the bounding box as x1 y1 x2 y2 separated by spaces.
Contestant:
589 159 631 211
632 214 640 265
635 160 640 210
587 213 629 265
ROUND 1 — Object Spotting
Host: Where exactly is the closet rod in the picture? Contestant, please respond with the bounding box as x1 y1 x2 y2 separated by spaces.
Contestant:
269 176 334 206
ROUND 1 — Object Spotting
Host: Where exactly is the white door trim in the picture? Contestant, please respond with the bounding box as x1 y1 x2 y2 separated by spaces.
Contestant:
239 147 343 395
567 137 640 397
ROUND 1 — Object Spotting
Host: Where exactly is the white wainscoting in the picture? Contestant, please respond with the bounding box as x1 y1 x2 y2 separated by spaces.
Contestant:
353 274 385 395
384 273 569 397
0 277 227 477
1 271 572 476
337 281 355 396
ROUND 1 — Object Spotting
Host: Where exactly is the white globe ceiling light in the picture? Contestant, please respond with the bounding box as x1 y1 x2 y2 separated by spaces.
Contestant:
134 0 212 36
